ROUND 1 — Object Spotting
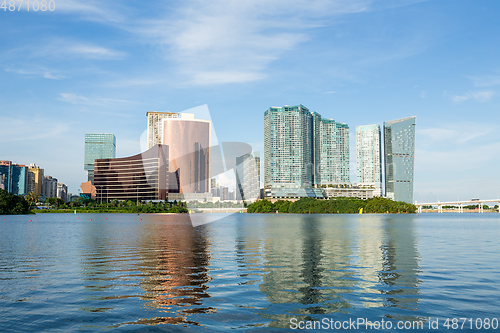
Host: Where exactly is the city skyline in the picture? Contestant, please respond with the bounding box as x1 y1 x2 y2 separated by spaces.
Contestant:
1 1 500 202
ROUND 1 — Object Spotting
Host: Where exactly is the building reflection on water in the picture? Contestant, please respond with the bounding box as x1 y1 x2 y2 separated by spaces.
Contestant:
133 215 213 326
235 215 422 328
78 215 214 327
77 214 422 329
378 217 423 322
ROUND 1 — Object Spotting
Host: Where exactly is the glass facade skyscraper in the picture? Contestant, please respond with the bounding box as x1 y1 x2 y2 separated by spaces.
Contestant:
0 161 29 195
384 116 416 204
320 120 350 185
84 134 116 185
264 105 314 190
356 124 382 195
264 105 350 197
235 152 260 202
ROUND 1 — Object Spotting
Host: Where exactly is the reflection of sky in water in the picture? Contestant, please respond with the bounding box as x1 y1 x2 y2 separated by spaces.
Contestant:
0 213 499 331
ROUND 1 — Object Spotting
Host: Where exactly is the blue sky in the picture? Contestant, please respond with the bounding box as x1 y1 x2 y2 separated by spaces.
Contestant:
1 0 500 202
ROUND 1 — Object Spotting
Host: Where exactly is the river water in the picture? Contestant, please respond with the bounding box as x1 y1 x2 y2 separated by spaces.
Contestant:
0 213 499 332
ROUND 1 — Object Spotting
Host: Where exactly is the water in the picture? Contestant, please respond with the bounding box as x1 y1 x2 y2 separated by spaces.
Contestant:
0 213 499 332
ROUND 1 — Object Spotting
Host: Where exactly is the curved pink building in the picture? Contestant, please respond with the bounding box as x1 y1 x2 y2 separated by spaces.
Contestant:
162 115 211 194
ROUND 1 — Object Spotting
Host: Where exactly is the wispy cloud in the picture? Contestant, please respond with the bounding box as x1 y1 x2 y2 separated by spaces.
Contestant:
416 141 500 173
66 44 126 59
5 67 67 80
58 92 139 106
415 122 500 202
468 74 500 87
127 0 375 85
451 90 495 103
3 39 126 61
418 122 495 146
0 116 70 142
54 0 127 23
43 72 66 80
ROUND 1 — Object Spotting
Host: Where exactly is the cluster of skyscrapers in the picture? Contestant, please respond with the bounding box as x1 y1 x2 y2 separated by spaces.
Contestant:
264 105 349 198
264 105 416 203
81 105 414 204
0 161 69 202
83 111 258 203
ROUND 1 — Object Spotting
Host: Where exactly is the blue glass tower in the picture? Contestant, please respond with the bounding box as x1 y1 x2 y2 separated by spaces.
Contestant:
384 117 416 204
84 134 116 184
0 162 28 195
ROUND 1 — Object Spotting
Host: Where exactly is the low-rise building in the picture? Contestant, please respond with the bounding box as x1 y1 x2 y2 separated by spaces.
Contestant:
94 145 169 202
323 186 375 200
265 187 325 200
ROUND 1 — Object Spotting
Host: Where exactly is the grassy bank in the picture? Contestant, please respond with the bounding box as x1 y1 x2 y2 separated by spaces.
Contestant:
34 206 188 214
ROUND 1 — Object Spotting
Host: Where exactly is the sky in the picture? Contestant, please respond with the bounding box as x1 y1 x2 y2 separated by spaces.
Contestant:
1 0 500 203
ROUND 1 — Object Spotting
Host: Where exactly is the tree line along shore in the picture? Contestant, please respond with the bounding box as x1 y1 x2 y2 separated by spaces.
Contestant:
2 189 416 215
0 189 188 215
246 197 417 214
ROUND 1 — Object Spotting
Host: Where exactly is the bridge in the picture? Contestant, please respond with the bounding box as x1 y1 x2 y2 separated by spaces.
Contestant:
415 199 500 213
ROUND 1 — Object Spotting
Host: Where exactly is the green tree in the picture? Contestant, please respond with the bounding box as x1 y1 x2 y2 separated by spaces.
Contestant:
0 189 31 215
24 192 39 210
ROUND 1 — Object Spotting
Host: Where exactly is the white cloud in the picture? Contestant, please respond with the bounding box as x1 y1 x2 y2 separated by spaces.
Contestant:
418 122 494 146
468 74 500 87
420 90 428 99
58 92 139 107
3 39 126 61
66 44 126 59
129 0 373 85
416 142 500 173
451 90 495 103
54 0 126 23
59 93 91 104
415 122 500 202
43 72 66 80
5 67 67 80
216 170 237 190
0 116 70 142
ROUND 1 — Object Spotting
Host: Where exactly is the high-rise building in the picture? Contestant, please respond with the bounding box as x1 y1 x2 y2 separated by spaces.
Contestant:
84 133 116 184
319 119 350 185
42 176 58 198
162 113 211 194
57 183 68 202
264 105 314 190
264 105 349 198
28 164 44 195
356 124 382 196
0 161 11 193
0 161 29 195
384 116 416 204
147 111 179 149
236 151 261 202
